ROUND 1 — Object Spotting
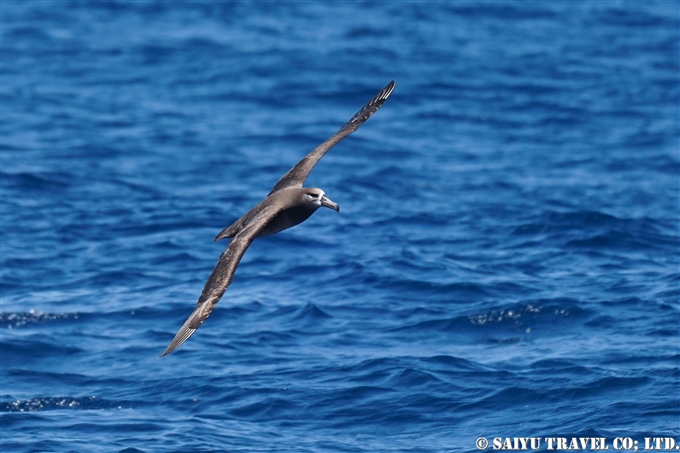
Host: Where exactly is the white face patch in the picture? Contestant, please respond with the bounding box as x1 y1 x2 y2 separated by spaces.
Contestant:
305 189 325 203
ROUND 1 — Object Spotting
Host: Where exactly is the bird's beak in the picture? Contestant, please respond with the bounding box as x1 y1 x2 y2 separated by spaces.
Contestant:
320 195 340 212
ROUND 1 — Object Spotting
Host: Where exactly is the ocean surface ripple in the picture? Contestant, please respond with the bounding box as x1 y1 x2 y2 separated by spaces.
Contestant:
2 2 678 452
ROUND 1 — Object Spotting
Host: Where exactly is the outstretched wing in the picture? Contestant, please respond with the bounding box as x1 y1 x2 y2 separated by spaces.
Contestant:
160 205 279 357
268 80 396 196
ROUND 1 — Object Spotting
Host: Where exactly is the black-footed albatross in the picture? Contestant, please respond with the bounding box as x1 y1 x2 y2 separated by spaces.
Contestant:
160 81 396 356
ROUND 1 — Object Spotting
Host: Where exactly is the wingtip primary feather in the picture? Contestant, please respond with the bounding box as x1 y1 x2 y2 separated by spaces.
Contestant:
372 80 396 103
346 80 396 126
383 80 396 99
159 304 205 357
159 325 198 357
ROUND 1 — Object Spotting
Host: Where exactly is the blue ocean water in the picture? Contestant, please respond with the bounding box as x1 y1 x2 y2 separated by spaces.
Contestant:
1 1 678 452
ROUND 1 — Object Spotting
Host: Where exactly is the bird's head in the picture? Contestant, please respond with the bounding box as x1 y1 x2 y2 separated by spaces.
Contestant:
304 188 339 212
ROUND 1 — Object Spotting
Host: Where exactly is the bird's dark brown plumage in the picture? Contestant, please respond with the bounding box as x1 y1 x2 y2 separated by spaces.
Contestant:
160 81 395 357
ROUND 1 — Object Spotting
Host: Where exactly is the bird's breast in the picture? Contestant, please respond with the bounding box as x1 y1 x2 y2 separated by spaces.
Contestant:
257 204 317 237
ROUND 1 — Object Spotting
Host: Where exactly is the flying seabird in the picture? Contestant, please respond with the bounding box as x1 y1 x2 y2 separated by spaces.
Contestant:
160 81 396 357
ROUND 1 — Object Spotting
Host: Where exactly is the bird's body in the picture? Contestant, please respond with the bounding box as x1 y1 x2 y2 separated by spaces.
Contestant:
161 81 395 357
214 187 337 241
